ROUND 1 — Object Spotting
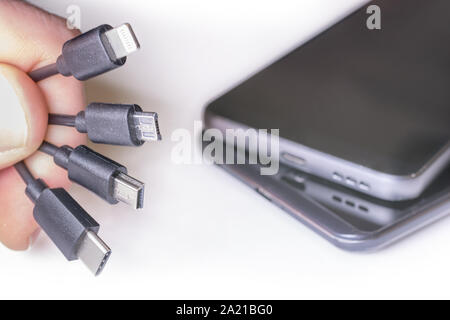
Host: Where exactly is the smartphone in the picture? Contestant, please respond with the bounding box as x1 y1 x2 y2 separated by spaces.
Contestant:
204 0 450 201
218 157 450 251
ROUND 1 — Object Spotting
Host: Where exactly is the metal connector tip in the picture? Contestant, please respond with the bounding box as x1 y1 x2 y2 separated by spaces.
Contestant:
77 231 111 276
105 23 140 60
133 112 162 142
113 172 145 209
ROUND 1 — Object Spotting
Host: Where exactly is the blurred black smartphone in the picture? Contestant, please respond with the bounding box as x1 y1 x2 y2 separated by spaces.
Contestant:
205 0 450 201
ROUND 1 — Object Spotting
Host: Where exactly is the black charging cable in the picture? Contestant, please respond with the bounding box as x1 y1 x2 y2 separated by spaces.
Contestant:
49 103 161 146
39 141 145 209
14 161 111 276
13 23 154 275
29 24 140 82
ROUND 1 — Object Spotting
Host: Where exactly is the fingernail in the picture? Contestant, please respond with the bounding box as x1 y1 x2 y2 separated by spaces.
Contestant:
0 72 29 153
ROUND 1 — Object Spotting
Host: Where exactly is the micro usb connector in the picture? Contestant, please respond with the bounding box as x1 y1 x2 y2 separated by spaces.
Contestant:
132 111 161 142
48 103 161 146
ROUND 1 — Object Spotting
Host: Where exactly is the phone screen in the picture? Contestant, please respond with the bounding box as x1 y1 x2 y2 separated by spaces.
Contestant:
207 0 450 176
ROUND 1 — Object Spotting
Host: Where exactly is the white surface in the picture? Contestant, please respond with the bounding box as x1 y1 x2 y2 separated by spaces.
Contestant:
1 0 449 299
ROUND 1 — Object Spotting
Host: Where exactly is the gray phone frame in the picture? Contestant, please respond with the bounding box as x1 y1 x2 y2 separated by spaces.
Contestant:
217 159 450 251
205 106 450 202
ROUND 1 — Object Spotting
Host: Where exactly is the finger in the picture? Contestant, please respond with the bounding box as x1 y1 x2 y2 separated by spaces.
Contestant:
0 166 38 250
0 0 87 150
0 64 47 169
0 1 87 250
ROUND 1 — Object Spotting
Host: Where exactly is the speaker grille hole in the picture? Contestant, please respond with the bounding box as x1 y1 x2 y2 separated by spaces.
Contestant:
358 205 369 212
345 200 355 207
332 195 342 203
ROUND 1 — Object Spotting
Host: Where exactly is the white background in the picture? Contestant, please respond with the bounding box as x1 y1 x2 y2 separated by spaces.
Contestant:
1 0 449 299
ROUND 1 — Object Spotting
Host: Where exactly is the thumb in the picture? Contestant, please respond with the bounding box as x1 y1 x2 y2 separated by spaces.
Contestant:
0 63 47 170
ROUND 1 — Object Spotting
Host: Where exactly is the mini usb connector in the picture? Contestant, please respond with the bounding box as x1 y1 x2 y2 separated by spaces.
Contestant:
40 142 145 209
113 172 145 209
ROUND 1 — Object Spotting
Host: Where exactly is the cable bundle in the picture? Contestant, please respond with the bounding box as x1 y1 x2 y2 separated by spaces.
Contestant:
15 23 160 275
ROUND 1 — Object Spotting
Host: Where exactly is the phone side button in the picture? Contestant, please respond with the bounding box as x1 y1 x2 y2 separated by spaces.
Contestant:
256 188 273 202
359 182 370 191
332 172 343 182
345 177 357 187
282 153 306 166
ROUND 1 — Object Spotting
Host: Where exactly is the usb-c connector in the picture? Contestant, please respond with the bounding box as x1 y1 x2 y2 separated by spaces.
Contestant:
77 231 111 276
14 161 111 276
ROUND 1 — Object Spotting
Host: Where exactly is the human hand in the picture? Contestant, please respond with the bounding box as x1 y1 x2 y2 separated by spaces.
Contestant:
0 0 86 250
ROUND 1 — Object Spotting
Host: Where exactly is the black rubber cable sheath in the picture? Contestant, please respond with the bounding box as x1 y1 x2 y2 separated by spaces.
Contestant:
48 114 76 127
14 161 35 185
28 63 59 82
39 141 59 156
